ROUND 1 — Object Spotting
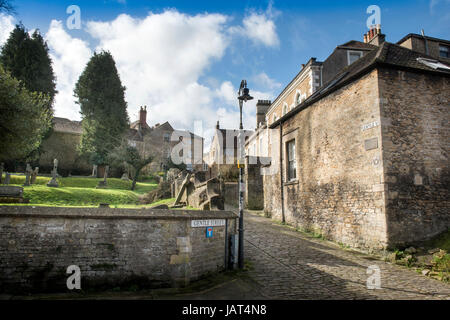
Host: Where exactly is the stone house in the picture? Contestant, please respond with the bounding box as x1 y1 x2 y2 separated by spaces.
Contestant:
128 107 204 173
38 117 91 175
248 27 450 250
208 121 253 166
39 107 204 175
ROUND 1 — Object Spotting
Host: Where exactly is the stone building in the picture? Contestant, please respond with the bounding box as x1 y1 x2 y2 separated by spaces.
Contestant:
207 121 253 166
128 107 204 173
248 27 450 250
39 107 204 175
38 117 91 175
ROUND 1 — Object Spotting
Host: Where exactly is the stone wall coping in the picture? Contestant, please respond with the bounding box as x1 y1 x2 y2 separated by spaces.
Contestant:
0 206 237 220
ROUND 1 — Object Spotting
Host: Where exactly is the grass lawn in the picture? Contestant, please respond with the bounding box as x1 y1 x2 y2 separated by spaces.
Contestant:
1 174 160 207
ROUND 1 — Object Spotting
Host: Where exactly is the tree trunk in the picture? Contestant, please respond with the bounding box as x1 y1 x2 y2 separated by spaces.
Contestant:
131 168 141 191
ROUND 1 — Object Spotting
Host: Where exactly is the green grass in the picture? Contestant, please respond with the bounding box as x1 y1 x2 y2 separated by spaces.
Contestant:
2 174 158 207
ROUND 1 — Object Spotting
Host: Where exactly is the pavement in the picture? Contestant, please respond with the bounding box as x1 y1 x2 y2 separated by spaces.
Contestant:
242 210 450 300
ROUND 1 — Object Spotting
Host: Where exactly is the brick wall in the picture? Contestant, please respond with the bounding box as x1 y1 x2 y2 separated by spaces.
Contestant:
0 206 236 293
378 68 450 246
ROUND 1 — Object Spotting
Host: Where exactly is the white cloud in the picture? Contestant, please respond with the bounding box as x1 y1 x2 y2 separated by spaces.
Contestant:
229 12 280 47
85 11 234 130
0 13 15 47
39 9 277 151
45 20 92 120
253 72 281 90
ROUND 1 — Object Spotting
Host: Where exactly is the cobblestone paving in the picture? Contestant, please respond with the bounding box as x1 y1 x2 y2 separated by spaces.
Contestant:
242 211 450 300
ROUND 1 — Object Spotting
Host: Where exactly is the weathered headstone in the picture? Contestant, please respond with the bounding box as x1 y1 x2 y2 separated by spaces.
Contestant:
97 165 109 188
47 158 59 187
92 164 98 177
121 163 129 181
31 167 39 184
4 172 11 185
23 164 32 186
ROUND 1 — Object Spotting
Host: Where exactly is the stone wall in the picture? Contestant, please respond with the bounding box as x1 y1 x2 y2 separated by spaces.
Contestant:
378 68 450 246
245 156 264 210
39 131 91 175
223 182 238 207
0 206 236 293
264 69 388 249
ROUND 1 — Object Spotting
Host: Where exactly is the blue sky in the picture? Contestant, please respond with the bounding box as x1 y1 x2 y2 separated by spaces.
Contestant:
1 0 449 147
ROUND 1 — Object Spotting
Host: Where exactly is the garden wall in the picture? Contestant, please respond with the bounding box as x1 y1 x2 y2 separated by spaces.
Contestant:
0 206 237 293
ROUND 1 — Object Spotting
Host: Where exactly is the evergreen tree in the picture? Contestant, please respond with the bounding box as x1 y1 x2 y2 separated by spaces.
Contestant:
74 51 130 165
0 24 56 112
0 65 51 162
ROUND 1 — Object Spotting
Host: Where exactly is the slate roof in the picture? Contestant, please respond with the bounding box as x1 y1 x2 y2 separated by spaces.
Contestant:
337 40 378 50
52 117 82 134
270 41 450 128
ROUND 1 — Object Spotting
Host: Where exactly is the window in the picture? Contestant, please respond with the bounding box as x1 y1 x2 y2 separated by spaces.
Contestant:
296 93 302 105
348 51 363 65
282 103 288 115
259 137 264 156
272 114 278 122
439 45 449 58
417 57 450 71
287 140 296 181
163 133 170 142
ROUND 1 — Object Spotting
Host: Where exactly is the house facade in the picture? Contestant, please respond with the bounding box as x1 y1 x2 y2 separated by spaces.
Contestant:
39 106 204 175
248 27 450 250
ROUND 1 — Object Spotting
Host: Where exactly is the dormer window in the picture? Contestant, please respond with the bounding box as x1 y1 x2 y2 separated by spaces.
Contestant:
348 50 363 65
439 45 449 58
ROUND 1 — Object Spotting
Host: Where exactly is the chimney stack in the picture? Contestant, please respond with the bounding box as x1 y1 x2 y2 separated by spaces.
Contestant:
256 100 271 128
138 106 149 131
363 24 385 46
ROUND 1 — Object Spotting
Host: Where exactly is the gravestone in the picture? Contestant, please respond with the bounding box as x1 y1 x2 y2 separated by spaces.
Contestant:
92 164 98 177
47 158 59 187
97 165 109 188
23 164 32 186
4 173 11 185
31 167 39 184
0 162 4 184
121 163 129 181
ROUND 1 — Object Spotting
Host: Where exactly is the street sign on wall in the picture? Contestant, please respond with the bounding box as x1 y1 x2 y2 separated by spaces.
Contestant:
191 219 226 228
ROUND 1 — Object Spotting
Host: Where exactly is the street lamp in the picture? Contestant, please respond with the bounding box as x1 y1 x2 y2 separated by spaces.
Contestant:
237 80 253 269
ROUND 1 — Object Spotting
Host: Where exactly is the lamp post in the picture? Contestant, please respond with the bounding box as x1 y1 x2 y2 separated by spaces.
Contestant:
237 80 253 269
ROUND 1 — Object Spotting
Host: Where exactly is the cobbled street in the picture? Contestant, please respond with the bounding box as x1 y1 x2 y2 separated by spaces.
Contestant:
242 211 450 300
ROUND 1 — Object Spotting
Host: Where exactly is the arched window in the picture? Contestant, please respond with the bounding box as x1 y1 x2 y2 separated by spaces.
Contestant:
296 92 302 105
283 103 288 115
272 114 278 122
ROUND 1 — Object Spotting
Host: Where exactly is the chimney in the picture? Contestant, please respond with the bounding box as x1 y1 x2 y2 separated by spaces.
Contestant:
363 24 385 46
256 100 271 128
139 106 148 127
216 121 220 129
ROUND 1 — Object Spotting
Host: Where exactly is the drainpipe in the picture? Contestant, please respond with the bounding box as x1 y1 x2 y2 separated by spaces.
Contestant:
279 121 285 223
421 29 429 55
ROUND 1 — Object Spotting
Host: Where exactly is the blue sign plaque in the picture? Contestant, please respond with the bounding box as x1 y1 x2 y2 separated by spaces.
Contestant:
206 227 213 238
